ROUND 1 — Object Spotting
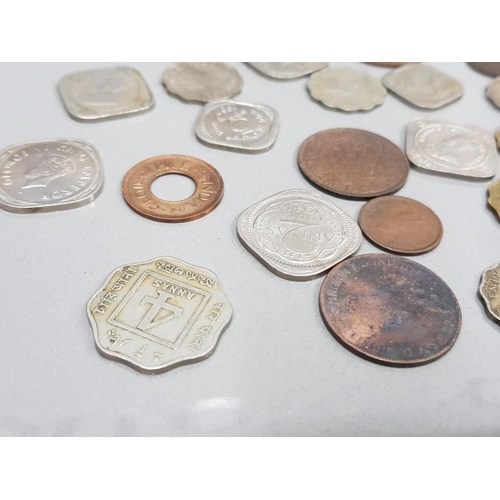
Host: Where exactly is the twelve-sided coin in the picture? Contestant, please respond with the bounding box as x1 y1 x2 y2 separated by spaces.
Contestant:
248 62 328 79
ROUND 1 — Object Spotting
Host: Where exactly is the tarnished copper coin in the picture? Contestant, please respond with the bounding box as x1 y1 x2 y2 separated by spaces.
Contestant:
358 196 443 254
320 254 461 366
122 155 224 222
298 129 409 198
468 62 500 77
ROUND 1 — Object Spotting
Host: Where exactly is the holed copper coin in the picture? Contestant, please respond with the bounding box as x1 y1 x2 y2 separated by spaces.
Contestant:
320 254 461 366
358 196 443 254
298 129 409 198
122 155 224 222
468 62 500 78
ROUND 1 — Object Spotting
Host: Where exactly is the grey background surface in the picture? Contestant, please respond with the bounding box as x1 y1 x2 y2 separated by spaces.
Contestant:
1 62 499 436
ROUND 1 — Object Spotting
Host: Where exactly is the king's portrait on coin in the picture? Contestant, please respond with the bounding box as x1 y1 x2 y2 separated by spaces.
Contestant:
21 155 77 189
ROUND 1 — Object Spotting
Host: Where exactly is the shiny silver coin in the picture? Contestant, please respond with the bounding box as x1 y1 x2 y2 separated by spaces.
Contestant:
195 99 280 152
486 77 500 109
162 63 243 102
0 139 103 212
237 189 361 280
249 62 328 79
87 256 232 373
59 66 154 120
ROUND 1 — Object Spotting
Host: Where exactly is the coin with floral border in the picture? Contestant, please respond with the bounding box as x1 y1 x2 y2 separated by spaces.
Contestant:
248 62 327 79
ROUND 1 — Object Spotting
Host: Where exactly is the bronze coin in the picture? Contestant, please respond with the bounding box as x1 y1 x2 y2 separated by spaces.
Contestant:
298 129 409 198
319 254 461 366
358 196 443 254
122 155 224 222
468 62 500 77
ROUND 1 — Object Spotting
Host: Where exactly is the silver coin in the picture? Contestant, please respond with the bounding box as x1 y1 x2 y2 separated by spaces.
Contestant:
249 62 328 79
406 118 498 178
486 77 500 109
237 189 362 280
382 63 463 109
162 63 243 102
58 66 154 120
0 139 103 212
195 99 280 152
308 67 386 111
87 256 232 374
480 261 500 322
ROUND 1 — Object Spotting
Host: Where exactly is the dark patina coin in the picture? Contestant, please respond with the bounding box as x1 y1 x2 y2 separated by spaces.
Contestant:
468 62 500 77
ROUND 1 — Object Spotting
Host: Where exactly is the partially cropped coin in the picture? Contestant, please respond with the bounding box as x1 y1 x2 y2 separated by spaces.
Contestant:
496 130 500 149
59 66 154 120
0 139 103 213
366 62 415 67
406 118 498 178
382 63 463 109
87 256 232 373
486 77 500 108
308 67 386 111
162 63 243 102
195 99 279 152
487 179 500 218
248 62 327 79
237 189 361 279
480 261 500 322
468 62 500 78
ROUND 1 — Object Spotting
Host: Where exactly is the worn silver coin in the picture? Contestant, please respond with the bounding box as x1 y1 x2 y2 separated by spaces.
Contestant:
237 189 362 280
87 256 232 374
0 139 103 212
59 66 154 120
195 99 280 152
486 77 500 109
249 62 328 79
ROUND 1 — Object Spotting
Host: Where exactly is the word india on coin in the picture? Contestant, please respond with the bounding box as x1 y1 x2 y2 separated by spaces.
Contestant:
382 63 463 109
237 189 362 279
406 118 498 178
248 62 327 79
468 62 500 78
0 139 103 213
162 63 243 102
87 256 232 373
308 67 386 111
486 77 500 109
320 254 462 366
195 99 279 152
59 66 154 120
487 178 500 218
480 261 500 322
298 128 409 197
358 195 443 254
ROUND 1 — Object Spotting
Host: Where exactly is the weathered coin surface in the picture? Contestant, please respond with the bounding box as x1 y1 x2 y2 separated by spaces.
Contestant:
320 254 462 366
122 155 223 222
480 261 500 322
406 118 498 178
0 139 103 213
358 196 443 254
248 62 328 79
237 189 361 279
468 62 500 78
308 67 386 111
382 63 463 109
195 99 279 152
88 256 232 373
298 128 409 198
162 63 243 102
58 66 154 120
487 178 500 218
486 77 500 108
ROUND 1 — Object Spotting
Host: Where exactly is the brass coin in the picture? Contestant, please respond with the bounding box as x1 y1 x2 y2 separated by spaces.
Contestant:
488 178 500 219
468 62 500 77
319 254 462 366
298 128 409 198
122 155 224 222
358 196 443 254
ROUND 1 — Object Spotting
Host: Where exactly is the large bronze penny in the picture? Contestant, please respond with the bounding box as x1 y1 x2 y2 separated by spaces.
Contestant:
358 196 443 254
319 254 461 366
468 62 500 77
122 155 224 222
298 129 409 198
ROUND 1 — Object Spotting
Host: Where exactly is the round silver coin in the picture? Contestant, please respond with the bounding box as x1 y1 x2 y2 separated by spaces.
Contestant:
195 99 280 152
237 189 362 280
0 139 103 212
486 77 500 109
249 62 328 79
87 256 233 373
162 63 243 102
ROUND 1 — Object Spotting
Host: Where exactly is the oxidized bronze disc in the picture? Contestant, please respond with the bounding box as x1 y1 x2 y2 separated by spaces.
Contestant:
468 62 500 77
319 254 461 366
122 155 224 222
298 129 409 198
358 196 443 254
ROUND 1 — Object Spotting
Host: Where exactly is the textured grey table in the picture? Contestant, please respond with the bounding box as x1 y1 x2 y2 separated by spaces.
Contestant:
1 62 499 436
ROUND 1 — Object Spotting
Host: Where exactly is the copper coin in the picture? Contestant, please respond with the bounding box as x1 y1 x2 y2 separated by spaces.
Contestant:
298 129 409 198
122 155 224 222
358 196 443 254
319 254 461 366
468 62 500 77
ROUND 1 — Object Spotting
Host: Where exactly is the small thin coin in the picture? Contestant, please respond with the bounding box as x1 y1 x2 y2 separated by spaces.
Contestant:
480 261 500 322
249 62 327 79
87 256 232 373
487 178 500 218
162 63 243 102
122 155 223 222
298 128 409 198
486 77 500 108
358 196 443 254
320 254 462 366
468 62 500 78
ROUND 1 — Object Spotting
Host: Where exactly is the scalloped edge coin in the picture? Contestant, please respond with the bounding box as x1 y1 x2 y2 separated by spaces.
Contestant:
248 62 328 79
479 261 500 322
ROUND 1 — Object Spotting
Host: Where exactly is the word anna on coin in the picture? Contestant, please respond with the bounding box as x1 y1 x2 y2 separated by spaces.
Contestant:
87 256 232 373
248 62 327 79
480 261 500 323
